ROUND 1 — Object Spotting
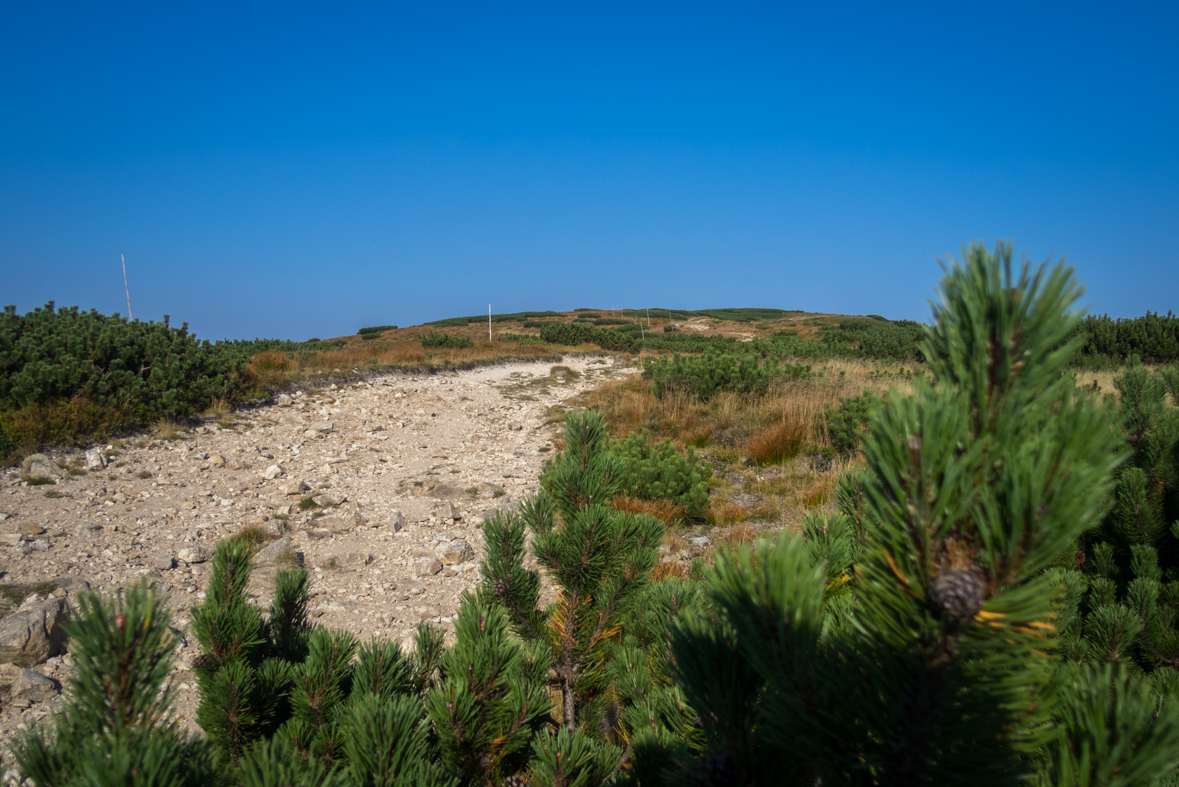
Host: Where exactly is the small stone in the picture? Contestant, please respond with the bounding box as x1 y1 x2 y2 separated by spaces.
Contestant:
209 455 226 467
84 447 107 470
281 479 309 496
415 557 442 577
309 421 335 434
20 523 46 536
329 552 373 569
153 555 175 571
389 510 405 532
438 501 456 520
9 668 58 703
276 504 292 516
333 511 367 530
50 588 66 598
0 534 21 547
435 539 474 565
416 605 442 621
263 464 285 480
688 537 710 546
77 523 103 537
178 546 210 564
508 422 523 431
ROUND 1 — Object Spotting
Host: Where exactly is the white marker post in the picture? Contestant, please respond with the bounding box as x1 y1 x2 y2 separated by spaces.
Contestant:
121 252 133 320
489 305 492 342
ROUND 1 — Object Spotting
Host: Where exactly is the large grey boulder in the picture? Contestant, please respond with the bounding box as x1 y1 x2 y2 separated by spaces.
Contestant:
0 597 68 667
84 447 107 470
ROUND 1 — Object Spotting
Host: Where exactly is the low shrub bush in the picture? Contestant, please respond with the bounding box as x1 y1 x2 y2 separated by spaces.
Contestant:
538 321 639 352
643 352 810 401
420 331 474 349
610 429 712 518
824 389 879 454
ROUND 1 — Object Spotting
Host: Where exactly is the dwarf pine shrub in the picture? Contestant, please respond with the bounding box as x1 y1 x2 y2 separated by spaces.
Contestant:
419 331 473 349
610 429 713 518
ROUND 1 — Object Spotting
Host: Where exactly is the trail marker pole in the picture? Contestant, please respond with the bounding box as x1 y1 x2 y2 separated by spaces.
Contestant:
121 252 133 320
489 305 492 342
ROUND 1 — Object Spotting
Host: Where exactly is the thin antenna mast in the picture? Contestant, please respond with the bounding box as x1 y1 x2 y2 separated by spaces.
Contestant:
121 252 133 320
489 305 492 342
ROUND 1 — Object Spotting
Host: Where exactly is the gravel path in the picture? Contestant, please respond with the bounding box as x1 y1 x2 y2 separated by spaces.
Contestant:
0 355 630 754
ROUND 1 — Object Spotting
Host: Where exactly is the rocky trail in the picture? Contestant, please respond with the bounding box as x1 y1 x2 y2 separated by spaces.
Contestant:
0 355 631 759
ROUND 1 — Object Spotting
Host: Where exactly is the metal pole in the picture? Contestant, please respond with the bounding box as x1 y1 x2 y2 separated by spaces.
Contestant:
121 252 133 320
489 305 492 341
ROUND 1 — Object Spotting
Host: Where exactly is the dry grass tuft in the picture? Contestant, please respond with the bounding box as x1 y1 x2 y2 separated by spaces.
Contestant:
152 417 183 441
651 561 689 582
611 495 687 526
230 525 277 550
706 501 749 526
746 419 807 464
716 522 757 549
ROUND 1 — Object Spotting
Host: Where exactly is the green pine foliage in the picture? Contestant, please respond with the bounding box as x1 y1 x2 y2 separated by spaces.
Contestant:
611 430 713 518
1054 357 1179 673
419 331 474 349
824 390 880 454
538 321 640 352
480 411 664 748
1073 311 1179 368
14 580 219 787
660 242 1176 785
642 352 811 401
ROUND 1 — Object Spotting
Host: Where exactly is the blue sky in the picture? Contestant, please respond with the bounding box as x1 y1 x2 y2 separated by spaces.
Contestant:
2 1 1176 340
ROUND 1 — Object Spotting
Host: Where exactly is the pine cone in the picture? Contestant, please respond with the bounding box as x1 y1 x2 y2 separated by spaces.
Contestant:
501 775 528 787
493 578 508 597
929 569 986 622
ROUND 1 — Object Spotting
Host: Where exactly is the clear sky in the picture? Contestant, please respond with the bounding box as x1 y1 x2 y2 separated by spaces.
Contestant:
2 2 1176 341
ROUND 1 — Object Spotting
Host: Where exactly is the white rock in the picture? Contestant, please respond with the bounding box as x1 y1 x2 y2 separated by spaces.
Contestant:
178 546 210 564
263 464 285 480
415 557 442 577
84 448 107 470
309 421 335 434
435 539 474 565
389 510 405 532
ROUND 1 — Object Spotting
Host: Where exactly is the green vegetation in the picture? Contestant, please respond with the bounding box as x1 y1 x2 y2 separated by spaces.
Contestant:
824 390 880 454
538 321 639 352
357 324 398 335
0 303 275 460
1073 311 1179 368
611 429 713 518
419 331 474 349
643 351 811 401
820 317 926 361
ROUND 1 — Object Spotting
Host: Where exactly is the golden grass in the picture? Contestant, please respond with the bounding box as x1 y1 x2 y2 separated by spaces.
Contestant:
584 358 916 458
610 495 688 526
706 501 748 526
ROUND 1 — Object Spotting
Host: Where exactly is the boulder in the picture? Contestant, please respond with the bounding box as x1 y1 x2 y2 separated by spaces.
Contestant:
0 533 21 546
20 523 45 537
21 454 68 482
435 539 474 565
309 421 334 434
84 447 108 470
209 455 226 467
438 501 456 520
263 464 285 480
9 668 58 702
476 482 506 500
328 552 373 569
0 597 68 667
153 554 175 571
389 510 405 532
